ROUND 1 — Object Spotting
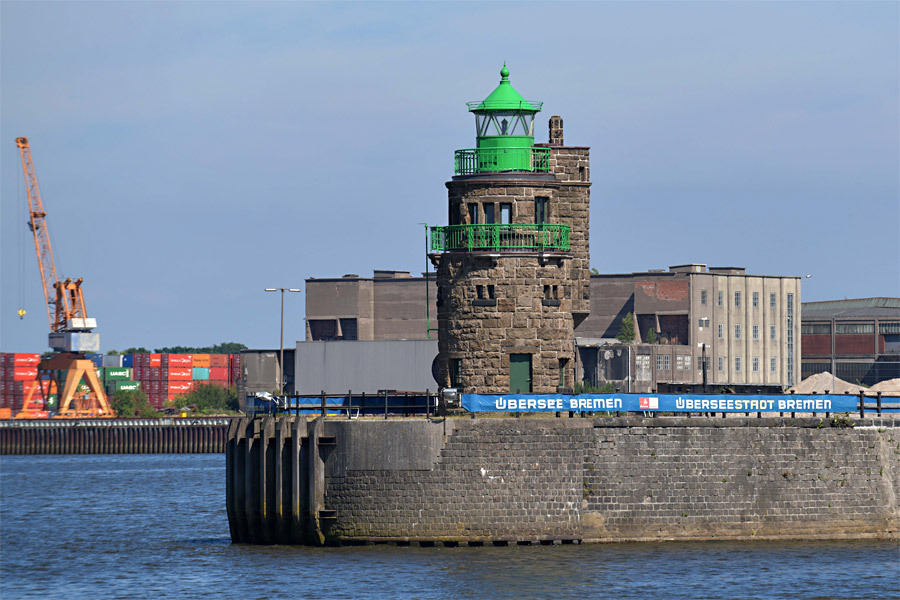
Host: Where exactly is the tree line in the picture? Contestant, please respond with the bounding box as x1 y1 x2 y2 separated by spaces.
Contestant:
107 342 248 355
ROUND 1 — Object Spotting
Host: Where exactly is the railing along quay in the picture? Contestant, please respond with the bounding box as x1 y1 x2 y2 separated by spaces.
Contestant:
0 418 232 455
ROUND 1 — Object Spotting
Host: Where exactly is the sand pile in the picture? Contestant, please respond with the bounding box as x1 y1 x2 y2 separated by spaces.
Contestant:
868 378 900 396
792 372 865 395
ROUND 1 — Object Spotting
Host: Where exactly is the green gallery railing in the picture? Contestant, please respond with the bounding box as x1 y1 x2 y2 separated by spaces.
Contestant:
454 147 551 175
429 224 570 253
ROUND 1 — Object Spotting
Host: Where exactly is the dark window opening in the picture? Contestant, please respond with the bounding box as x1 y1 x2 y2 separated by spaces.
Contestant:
309 319 337 341
500 203 512 224
535 198 548 224
484 203 495 224
558 358 569 387
487 285 495 299
450 359 462 388
338 318 358 341
468 203 479 225
476 285 484 299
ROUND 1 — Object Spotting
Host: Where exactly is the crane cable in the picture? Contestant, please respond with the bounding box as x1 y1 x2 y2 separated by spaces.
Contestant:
17 166 26 319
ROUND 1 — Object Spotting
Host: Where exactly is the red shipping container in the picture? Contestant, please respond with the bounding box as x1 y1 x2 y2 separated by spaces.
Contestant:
13 354 41 367
209 367 228 380
150 380 160 393
163 354 192 368
165 368 192 381
12 368 38 381
150 367 160 381
167 381 193 394
148 354 161 367
208 379 227 388
210 354 228 368
230 354 242 368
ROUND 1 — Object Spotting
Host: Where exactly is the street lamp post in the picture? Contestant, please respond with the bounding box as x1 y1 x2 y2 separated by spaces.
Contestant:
265 288 301 394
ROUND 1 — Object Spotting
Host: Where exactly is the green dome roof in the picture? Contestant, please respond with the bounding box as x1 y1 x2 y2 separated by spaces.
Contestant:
467 64 542 113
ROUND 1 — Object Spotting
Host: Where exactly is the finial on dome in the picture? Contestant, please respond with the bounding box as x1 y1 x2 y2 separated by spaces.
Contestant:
500 63 509 80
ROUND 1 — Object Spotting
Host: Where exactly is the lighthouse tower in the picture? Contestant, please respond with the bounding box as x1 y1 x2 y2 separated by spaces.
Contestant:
430 65 591 394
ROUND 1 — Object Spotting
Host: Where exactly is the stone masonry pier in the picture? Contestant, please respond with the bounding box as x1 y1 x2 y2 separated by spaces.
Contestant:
226 416 900 545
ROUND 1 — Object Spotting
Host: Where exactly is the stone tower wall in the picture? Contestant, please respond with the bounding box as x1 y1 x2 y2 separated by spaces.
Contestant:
436 253 574 393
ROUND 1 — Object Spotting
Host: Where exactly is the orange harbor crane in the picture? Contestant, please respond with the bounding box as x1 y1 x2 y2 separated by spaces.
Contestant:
15 137 113 418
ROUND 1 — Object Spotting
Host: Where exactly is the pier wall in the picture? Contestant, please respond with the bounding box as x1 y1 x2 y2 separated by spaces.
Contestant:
227 417 900 545
0 419 230 454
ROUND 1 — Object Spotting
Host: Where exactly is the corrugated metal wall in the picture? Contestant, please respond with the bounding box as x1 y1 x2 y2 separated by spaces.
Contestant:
295 340 438 394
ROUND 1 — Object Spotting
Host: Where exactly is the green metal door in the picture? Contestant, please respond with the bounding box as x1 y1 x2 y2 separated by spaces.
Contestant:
509 354 532 393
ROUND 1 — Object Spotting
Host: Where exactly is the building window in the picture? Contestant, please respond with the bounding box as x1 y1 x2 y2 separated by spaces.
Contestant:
500 203 512 224
717 324 724 339
770 293 776 309
558 358 569 387
752 357 759 372
718 356 724 372
468 203 479 225
487 285 495 299
752 292 759 307
752 325 759 340
684 355 691 371
676 355 684 370
664 355 671 370
476 285 484 299
450 359 462 388
734 324 742 339
338 318 358 341
656 354 663 371
484 203 496 225
308 319 338 341
735 357 742 372
717 291 724 307
770 357 777 373
535 198 548 224
699 317 710 329
770 325 776 340
734 291 741 307
701 290 708 305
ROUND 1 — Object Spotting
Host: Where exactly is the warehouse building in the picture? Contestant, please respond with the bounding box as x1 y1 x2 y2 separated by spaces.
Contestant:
801 298 900 387
574 265 802 393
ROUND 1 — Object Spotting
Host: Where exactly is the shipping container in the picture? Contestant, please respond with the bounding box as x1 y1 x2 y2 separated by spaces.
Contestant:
208 379 228 388
107 380 141 393
150 367 160 380
122 354 134 368
192 354 210 368
209 367 228 380
11 353 41 368
11 368 38 381
148 354 161 367
102 367 133 381
163 354 192 368
165 368 192 381
166 381 193 395
102 354 123 368
210 354 228 368
192 367 210 381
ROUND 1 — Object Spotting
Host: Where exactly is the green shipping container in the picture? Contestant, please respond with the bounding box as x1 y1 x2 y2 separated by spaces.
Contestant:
107 381 142 393
192 367 209 381
46 395 58 410
103 367 133 381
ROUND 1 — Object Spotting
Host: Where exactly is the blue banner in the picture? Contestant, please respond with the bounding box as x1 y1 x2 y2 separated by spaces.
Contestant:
461 393 862 414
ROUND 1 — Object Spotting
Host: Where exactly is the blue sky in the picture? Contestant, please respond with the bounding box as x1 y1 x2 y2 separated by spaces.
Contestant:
1 1 897 353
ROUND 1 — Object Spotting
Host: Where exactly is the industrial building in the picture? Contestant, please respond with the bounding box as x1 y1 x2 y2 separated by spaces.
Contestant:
801 298 900 387
305 271 436 341
575 265 802 393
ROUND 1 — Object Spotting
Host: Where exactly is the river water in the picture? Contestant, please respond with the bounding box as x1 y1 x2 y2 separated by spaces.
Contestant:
1 454 897 599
